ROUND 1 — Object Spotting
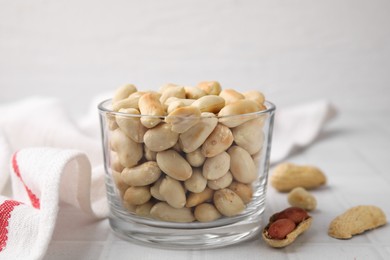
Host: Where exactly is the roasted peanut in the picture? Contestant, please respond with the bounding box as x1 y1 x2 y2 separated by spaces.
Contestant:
194 203 222 222
159 85 186 104
228 146 257 184
271 163 326 192
202 152 230 180
110 128 143 168
328 205 387 239
184 168 207 193
138 92 165 128
143 123 179 151
110 151 124 173
228 181 253 204
288 187 317 211
191 95 225 113
207 171 233 190
219 89 245 105
144 145 157 161
160 176 186 209
213 188 245 217
179 114 218 153
150 202 195 222
112 170 128 197
186 187 214 208
150 178 165 201
112 96 140 112
243 90 265 108
156 150 192 181
112 84 138 103
121 161 161 186
135 201 154 217
232 117 265 155
185 148 206 167
218 99 260 127
196 81 222 95
184 86 206 99
262 207 312 248
116 108 146 143
165 106 201 133
123 186 151 206
167 98 195 114
201 124 234 157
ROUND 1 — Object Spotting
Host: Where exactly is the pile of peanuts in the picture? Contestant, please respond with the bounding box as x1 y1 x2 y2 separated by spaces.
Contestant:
107 81 268 223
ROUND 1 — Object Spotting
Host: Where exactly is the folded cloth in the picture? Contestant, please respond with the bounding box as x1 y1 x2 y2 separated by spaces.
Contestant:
0 96 336 260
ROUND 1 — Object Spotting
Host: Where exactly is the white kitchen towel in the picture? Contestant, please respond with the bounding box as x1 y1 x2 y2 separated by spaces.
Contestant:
0 96 336 260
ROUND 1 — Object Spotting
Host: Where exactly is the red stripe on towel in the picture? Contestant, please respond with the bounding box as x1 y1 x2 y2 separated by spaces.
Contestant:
0 200 22 252
12 153 40 209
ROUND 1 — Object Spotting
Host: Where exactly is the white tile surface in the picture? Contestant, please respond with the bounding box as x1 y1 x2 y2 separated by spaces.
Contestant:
41 111 390 259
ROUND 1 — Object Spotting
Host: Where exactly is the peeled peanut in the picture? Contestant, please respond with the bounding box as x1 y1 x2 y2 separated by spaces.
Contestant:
185 148 206 167
288 187 317 211
184 168 207 193
202 152 230 180
112 170 129 197
112 83 137 103
194 203 222 222
201 124 234 157
232 117 265 155
184 86 206 99
144 145 157 161
207 171 233 190
135 201 154 217
270 163 326 192
228 146 257 184
121 161 161 186
179 114 218 153
228 181 253 204
186 187 214 208
243 90 265 108
106 113 118 130
167 99 195 114
218 99 260 127
197 81 222 95
123 186 151 206
219 89 245 105
213 188 245 217
116 108 146 143
150 202 195 223
165 106 201 133
328 205 387 239
156 150 192 181
110 151 124 173
110 128 143 168
138 92 165 128
143 123 179 152
191 95 225 113
159 85 186 104
150 178 165 201
160 176 186 209
112 96 140 111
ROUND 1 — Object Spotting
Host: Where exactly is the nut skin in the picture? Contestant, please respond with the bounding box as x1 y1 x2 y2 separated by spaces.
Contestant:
271 207 309 224
267 219 296 240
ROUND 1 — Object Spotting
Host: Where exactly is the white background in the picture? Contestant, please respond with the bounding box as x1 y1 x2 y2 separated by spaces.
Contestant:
1 0 390 115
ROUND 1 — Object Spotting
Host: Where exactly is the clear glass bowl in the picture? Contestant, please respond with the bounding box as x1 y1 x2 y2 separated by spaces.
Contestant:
98 99 276 249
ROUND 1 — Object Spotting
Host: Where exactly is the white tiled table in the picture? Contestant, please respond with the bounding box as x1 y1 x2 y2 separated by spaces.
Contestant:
43 110 390 260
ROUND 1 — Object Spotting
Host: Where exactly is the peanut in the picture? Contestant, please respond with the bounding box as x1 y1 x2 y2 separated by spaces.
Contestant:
112 83 138 103
201 124 234 157
288 187 317 211
196 81 222 95
150 178 165 201
263 207 312 248
110 128 143 168
219 89 245 105
228 146 257 184
185 148 206 167
243 90 265 108
218 99 260 127
184 86 206 99
191 95 225 113
135 201 154 217
150 202 195 223
186 187 214 208
138 92 165 128
207 171 233 190
121 161 161 186
194 203 221 222
143 123 179 152
328 205 387 239
116 108 146 143
123 186 151 206
165 106 201 133
228 181 253 204
213 188 245 217
156 150 192 181
271 162 326 192
232 117 265 155
202 152 230 180
159 85 186 104
160 176 186 209
184 168 207 193
166 98 195 114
